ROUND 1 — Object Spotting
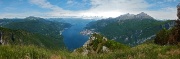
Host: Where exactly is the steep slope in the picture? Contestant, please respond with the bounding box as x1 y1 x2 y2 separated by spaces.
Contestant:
0 16 71 49
72 33 180 59
0 27 63 49
85 12 175 46
1 16 71 36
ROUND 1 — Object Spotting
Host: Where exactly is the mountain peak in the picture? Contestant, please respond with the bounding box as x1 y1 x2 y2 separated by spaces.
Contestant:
139 12 147 15
117 12 154 20
25 16 42 20
136 12 153 19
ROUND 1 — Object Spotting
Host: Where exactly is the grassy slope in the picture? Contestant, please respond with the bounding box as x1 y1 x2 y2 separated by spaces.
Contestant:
0 28 179 59
0 45 70 59
0 41 179 59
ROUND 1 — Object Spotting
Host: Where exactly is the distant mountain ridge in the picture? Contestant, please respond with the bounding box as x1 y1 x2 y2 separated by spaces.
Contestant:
1 16 71 36
85 12 175 46
116 12 154 20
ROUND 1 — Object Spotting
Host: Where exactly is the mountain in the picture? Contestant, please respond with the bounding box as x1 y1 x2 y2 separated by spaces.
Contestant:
0 16 71 49
84 12 175 46
1 16 71 36
0 27 62 49
116 12 153 20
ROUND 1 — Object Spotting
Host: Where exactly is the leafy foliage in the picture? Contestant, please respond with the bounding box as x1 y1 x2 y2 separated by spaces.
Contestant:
154 28 170 45
154 25 180 45
92 33 130 50
105 40 128 50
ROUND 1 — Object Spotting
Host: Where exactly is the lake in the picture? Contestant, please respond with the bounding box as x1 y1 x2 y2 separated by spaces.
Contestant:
61 18 92 50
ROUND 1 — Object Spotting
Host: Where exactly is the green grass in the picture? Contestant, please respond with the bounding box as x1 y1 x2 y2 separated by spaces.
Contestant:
105 43 180 59
71 43 180 59
0 42 179 59
0 45 72 59
0 45 51 59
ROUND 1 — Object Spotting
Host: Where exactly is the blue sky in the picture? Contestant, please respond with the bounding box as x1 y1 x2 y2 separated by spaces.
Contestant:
0 0 179 19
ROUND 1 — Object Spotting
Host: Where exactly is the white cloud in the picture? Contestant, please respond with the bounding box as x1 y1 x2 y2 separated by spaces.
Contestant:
145 7 177 19
164 0 177 2
0 0 177 19
28 0 81 17
80 0 151 18
80 0 177 19
29 0 65 12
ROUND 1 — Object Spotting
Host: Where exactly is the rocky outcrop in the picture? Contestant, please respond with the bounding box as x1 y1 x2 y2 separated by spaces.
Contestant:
0 29 16 45
73 33 128 56
0 31 3 45
74 33 109 56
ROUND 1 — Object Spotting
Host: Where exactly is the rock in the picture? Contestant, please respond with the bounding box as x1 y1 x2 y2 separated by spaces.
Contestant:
73 33 127 56
82 48 89 56
0 31 4 45
102 46 109 52
74 33 110 56
83 40 90 47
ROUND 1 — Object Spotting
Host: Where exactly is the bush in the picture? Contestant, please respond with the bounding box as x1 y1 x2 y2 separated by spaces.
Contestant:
154 28 169 45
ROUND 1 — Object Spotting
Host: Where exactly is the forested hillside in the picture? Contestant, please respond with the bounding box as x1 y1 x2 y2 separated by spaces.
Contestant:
0 16 71 49
85 13 175 46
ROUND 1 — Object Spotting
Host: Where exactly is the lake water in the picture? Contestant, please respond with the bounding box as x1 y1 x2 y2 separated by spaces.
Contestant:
61 19 92 50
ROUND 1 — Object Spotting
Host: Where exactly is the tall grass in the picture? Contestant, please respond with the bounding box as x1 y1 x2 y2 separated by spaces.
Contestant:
105 43 180 59
0 45 52 59
0 43 179 59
